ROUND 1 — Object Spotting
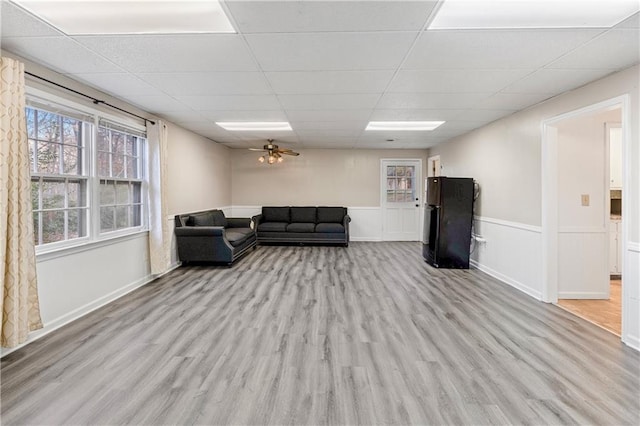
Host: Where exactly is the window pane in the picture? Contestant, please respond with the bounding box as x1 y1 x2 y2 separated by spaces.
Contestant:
386 166 395 177
100 207 115 232
31 180 40 211
68 180 87 208
115 206 129 229
33 213 40 245
68 209 87 239
41 181 65 209
126 135 137 156
116 182 130 204
112 154 125 178
97 128 109 151
37 141 61 174
132 205 141 227
406 166 414 177
97 152 110 177
37 111 61 142
26 108 36 138
62 145 81 174
111 131 125 154
42 210 65 244
396 166 405 177
62 117 81 146
132 182 141 204
126 156 138 178
386 191 395 202
406 178 413 190
28 139 35 171
100 181 115 205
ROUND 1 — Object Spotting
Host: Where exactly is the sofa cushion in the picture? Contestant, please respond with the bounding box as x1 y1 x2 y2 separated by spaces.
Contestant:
317 207 345 223
315 223 345 233
286 223 315 233
290 207 316 223
262 206 290 223
225 228 254 247
258 222 288 232
211 210 227 227
189 212 215 226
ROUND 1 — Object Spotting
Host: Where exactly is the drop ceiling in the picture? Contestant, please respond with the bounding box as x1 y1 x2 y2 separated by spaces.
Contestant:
1 0 638 150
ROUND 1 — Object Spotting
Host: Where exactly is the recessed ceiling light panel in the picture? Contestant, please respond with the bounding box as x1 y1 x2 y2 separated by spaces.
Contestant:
216 122 293 131
11 0 236 35
366 121 445 131
429 0 640 29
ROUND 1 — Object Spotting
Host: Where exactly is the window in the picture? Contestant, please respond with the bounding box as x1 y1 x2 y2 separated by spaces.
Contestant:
26 101 147 250
97 124 144 233
28 107 90 245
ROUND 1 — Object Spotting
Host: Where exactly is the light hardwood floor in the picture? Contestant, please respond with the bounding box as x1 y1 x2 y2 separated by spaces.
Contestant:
558 280 622 335
1 243 639 425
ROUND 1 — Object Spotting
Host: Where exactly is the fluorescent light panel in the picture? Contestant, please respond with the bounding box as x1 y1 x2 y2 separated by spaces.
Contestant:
216 122 293 131
12 0 235 35
366 121 445 131
430 0 640 29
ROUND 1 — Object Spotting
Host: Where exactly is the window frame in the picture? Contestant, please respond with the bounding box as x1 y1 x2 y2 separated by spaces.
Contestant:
26 87 149 257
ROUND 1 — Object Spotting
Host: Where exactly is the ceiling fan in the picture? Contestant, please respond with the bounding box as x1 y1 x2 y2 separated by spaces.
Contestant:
249 139 300 164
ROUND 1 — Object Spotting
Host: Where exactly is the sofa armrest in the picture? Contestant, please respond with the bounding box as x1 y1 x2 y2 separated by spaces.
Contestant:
252 214 263 225
174 226 225 237
226 217 252 228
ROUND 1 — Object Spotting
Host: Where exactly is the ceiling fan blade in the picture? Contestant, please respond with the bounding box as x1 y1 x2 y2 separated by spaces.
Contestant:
280 151 300 156
248 148 267 152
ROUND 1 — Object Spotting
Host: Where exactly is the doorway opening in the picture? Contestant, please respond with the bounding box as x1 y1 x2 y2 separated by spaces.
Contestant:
542 96 629 340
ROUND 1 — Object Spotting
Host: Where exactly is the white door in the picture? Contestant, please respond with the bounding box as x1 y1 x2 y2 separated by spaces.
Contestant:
381 159 422 241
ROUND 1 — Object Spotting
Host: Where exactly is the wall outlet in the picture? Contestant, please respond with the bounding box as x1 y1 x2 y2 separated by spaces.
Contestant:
581 194 590 206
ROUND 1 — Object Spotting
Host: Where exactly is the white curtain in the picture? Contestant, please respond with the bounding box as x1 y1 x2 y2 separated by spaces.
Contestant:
147 120 171 275
0 57 43 347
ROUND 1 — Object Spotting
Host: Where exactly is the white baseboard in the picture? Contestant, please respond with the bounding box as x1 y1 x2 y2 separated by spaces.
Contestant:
470 259 542 300
350 237 383 242
558 291 609 299
624 334 640 351
0 263 180 358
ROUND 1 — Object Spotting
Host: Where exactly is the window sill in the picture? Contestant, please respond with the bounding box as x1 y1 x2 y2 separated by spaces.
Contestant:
36 230 149 263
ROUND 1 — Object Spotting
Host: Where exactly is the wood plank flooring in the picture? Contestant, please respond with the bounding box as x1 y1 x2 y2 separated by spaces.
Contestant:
558 280 622 335
1 242 639 425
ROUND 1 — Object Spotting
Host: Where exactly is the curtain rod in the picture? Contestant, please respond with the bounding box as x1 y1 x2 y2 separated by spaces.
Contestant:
24 71 156 126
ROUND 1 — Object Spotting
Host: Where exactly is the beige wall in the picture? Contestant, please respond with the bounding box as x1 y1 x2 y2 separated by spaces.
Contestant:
231 148 427 207
428 65 639 241
166 124 231 215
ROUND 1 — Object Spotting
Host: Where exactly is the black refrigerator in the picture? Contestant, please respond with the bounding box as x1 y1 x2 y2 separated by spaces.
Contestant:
423 177 474 269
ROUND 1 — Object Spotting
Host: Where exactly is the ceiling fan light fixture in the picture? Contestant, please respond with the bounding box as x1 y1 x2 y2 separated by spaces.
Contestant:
267 155 277 165
258 155 265 163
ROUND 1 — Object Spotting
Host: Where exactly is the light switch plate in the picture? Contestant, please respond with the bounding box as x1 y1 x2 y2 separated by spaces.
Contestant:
581 194 590 206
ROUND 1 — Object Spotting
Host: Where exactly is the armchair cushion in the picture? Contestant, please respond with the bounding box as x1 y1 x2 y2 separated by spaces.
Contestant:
189 212 215 226
211 210 228 227
225 228 255 247
262 206 290 223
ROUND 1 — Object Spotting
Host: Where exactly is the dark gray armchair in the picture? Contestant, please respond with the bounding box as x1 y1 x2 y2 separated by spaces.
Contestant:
174 210 257 265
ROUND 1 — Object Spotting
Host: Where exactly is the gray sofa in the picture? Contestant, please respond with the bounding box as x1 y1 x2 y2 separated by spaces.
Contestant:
253 206 350 246
174 209 256 265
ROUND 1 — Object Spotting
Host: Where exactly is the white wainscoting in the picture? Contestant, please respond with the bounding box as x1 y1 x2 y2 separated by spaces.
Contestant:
230 206 383 241
470 216 543 300
557 227 608 299
625 243 640 350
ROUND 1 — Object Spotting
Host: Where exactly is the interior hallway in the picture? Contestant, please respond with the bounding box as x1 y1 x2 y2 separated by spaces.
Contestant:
558 280 622 336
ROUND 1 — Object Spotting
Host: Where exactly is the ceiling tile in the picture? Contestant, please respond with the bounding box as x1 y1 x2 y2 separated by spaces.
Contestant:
296 129 363 139
547 29 640 70
404 29 605 69
245 32 417 71
174 95 282 111
377 93 490 109
298 138 357 148
226 1 437 33
266 70 395 94
158 110 210 123
2 36 122 74
68 72 161 97
369 109 466 121
473 93 553 110
278 94 380 110
1 1 61 37
286 109 373 122
128 95 191 113
502 68 617 94
451 109 515 123
74 34 258 72
198 110 289 121
234 133 300 144
137 72 273 96
389 68 533 93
